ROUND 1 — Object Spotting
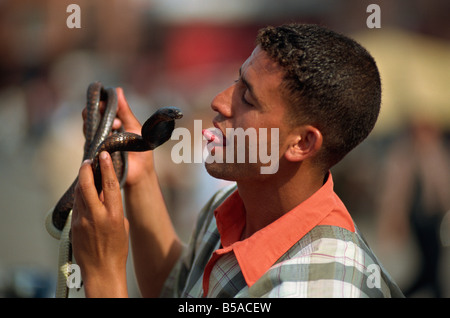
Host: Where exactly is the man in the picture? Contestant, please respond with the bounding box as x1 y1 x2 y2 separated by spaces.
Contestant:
72 24 404 297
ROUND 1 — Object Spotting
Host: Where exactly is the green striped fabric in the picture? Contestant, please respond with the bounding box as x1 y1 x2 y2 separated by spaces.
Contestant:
160 185 404 298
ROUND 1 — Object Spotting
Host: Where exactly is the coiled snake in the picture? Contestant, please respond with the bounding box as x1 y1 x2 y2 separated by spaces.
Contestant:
45 82 183 297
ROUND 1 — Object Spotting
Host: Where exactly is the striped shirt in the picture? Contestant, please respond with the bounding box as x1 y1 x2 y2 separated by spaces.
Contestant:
160 174 404 298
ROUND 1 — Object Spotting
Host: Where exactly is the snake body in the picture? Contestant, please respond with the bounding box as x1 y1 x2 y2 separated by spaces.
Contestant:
50 82 124 232
45 82 182 297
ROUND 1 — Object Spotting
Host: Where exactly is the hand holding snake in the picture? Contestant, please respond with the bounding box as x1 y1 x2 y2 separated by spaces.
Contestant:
72 151 131 297
45 82 183 297
82 87 158 188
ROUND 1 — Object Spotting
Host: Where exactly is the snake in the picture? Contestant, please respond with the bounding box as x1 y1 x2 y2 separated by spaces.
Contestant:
45 81 183 297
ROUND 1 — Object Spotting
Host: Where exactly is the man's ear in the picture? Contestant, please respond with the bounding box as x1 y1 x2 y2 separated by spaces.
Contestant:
284 125 323 162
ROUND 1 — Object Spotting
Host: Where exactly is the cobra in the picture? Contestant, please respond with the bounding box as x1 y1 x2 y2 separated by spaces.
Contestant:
45 82 183 297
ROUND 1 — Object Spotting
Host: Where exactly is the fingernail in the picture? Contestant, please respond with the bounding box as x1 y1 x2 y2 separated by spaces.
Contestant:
113 118 121 127
82 159 92 166
100 151 108 160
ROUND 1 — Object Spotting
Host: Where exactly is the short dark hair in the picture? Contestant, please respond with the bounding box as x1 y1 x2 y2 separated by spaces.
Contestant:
256 24 381 170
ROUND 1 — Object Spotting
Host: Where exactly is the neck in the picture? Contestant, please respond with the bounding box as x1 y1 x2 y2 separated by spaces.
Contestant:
236 162 326 239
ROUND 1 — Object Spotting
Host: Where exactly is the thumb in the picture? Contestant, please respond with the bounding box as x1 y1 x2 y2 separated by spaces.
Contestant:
115 87 141 134
98 151 123 214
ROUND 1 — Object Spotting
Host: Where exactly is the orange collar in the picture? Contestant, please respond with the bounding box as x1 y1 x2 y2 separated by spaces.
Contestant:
210 173 355 289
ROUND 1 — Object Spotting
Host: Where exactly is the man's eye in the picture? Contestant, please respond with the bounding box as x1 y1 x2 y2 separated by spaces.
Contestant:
234 78 253 106
242 90 253 106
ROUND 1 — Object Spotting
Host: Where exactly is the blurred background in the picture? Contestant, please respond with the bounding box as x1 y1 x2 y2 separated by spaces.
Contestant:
0 0 448 298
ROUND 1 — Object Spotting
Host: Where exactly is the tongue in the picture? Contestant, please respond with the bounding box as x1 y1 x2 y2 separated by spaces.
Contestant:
202 129 216 142
202 128 226 146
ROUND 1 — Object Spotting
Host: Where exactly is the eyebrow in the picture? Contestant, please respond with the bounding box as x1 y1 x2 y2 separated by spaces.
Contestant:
239 66 261 105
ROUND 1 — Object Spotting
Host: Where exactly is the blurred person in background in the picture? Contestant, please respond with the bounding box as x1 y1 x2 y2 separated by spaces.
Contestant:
377 118 450 297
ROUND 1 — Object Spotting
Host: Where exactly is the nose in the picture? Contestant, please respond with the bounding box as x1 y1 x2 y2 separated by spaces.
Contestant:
210 84 234 118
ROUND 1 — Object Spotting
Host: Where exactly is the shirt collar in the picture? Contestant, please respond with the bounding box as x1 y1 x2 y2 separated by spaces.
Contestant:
213 172 355 287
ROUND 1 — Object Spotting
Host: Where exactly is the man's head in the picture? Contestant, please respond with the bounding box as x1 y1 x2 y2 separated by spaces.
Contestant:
206 23 381 182
256 24 381 170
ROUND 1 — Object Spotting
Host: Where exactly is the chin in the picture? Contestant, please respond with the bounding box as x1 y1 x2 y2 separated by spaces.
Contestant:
204 161 268 182
204 162 236 181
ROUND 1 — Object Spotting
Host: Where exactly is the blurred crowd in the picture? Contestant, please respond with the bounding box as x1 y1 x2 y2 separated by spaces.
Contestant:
0 0 449 297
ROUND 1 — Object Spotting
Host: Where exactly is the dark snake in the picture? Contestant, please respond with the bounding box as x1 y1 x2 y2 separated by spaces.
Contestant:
49 81 183 234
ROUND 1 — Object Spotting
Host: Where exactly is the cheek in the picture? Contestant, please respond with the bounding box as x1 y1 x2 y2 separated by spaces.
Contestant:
258 128 285 158
230 111 258 131
265 123 292 158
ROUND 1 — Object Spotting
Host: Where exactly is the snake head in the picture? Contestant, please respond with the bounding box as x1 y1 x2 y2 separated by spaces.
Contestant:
141 106 183 150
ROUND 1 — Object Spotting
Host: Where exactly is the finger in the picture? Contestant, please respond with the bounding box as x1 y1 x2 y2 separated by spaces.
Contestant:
116 88 141 132
72 179 93 228
112 118 122 131
99 100 106 114
98 151 123 213
82 107 87 121
82 108 87 136
77 159 102 213
72 180 85 223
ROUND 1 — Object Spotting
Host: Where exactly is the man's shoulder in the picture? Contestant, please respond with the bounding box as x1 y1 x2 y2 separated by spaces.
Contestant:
275 225 378 275
247 225 404 298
